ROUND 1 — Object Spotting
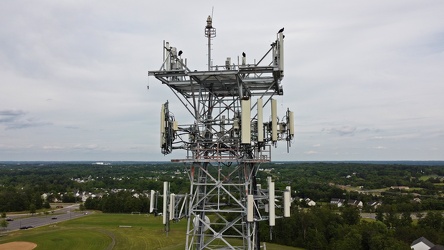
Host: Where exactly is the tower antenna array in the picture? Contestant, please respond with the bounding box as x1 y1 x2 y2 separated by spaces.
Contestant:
148 16 294 250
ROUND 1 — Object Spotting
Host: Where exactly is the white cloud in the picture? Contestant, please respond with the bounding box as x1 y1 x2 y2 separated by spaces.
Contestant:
1 0 444 161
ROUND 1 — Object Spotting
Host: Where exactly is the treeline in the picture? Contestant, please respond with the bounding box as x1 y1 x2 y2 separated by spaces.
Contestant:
0 162 181 193
84 191 151 213
0 162 182 213
0 188 49 212
272 162 444 191
271 162 444 212
2 161 444 213
264 206 444 250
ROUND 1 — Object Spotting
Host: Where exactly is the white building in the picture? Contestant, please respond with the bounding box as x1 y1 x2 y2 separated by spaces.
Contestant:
411 237 435 250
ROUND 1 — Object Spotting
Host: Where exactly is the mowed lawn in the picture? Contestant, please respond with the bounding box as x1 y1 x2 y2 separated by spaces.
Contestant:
0 213 303 250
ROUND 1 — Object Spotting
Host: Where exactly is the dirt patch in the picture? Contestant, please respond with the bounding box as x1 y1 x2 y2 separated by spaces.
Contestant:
0 241 37 250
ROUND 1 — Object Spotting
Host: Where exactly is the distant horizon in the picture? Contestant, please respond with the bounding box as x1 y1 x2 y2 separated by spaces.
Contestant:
2 160 444 166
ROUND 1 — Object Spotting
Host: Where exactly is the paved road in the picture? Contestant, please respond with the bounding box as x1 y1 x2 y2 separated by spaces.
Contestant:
3 204 91 231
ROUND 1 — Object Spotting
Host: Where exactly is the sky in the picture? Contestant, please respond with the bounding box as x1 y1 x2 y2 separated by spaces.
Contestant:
1 0 443 161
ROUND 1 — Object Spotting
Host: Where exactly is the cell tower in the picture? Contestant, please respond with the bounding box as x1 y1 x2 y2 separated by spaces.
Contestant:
148 16 294 250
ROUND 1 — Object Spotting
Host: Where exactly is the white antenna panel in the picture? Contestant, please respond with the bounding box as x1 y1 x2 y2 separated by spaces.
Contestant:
169 193 176 221
284 186 291 217
269 181 275 226
279 33 284 75
257 98 263 142
271 99 277 142
247 194 254 222
163 181 168 225
241 99 251 144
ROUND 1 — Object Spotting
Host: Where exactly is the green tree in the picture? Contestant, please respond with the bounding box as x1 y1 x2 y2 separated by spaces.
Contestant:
0 219 8 229
333 229 363 250
29 204 36 215
384 206 399 228
341 206 360 225
369 235 410 250
305 228 328 250
375 208 384 222
399 211 412 226
43 201 51 209
418 211 443 231
359 221 388 250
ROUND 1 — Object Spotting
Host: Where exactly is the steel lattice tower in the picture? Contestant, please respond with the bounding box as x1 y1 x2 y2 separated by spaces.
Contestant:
148 16 293 250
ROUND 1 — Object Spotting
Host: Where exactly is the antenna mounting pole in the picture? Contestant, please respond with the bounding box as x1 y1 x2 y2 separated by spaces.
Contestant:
205 15 216 71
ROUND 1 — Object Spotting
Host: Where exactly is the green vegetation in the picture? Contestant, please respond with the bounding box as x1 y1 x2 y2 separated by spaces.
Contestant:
0 213 302 250
265 206 444 249
9 228 110 249
1 161 444 249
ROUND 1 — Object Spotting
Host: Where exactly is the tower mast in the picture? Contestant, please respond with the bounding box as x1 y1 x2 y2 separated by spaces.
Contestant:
148 17 293 250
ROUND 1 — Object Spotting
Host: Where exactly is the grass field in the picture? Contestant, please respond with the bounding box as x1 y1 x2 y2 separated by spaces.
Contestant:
419 174 439 181
0 213 303 250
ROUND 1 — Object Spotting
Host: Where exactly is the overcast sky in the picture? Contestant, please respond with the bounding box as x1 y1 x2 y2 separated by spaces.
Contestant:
1 1 443 161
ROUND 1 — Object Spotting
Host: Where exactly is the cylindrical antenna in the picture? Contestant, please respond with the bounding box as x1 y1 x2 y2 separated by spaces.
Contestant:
257 98 263 142
205 15 216 71
284 186 291 217
163 181 168 225
150 190 155 213
169 193 175 221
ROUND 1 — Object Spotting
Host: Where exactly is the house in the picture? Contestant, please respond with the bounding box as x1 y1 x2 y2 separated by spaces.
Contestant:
347 199 363 208
330 198 345 207
411 237 435 250
305 198 316 207
367 201 380 207
413 197 422 203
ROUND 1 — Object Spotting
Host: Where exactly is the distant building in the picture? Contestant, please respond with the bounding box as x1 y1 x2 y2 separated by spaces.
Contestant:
305 198 316 207
367 201 381 208
411 237 435 250
347 199 363 208
413 197 422 203
330 198 345 207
